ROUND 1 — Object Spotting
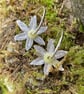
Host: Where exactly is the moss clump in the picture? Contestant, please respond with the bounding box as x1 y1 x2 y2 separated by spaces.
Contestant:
60 33 75 50
67 46 84 64
0 77 14 94
40 0 54 8
65 46 84 94
77 85 84 94
0 82 7 94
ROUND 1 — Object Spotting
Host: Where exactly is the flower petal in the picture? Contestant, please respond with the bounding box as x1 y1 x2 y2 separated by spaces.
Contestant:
16 20 29 32
34 45 46 56
47 39 55 52
30 57 44 65
34 36 45 45
43 64 52 75
25 38 33 50
14 32 27 41
59 65 64 71
37 26 48 35
55 50 68 59
29 15 37 29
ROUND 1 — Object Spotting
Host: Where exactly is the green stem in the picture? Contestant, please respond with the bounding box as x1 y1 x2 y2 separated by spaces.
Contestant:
33 6 46 34
51 31 64 58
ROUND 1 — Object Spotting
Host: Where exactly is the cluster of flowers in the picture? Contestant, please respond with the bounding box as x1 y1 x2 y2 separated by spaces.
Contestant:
14 7 67 76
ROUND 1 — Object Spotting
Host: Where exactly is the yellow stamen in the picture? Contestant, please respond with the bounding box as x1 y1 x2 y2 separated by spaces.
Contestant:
44 53 53 64
28 30 37 39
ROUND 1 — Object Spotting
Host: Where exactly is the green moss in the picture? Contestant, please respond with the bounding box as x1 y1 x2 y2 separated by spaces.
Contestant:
0 77 14 94
46 11 57 22
60 34 74 50
65 46 84 93
0 74 28 94
79 23 84 32
77 85 84 94
0 82 7 94
67 46 84 64
40 0 54 7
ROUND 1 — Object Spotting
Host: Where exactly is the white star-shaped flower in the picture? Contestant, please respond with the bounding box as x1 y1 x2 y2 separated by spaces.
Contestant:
14 15 47 50
30 32 68 75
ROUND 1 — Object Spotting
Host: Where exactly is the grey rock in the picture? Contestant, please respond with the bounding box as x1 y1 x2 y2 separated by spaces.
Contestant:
71 0 84 25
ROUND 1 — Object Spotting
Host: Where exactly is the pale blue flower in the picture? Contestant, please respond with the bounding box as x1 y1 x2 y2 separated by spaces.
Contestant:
14 15 47 50
30 32 68 75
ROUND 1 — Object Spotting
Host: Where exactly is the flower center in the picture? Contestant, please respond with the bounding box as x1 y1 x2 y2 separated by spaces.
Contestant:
44 53 53 64
28 30 37 39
